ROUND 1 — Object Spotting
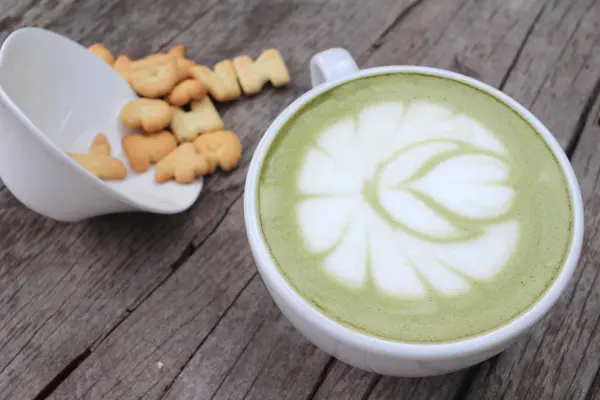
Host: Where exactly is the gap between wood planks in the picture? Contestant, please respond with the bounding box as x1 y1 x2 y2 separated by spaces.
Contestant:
25 188 243 400
565 77 600 158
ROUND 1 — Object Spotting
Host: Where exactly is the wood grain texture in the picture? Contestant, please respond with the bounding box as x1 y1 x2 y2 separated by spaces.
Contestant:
0 1 238 398
0 0 426 399
0 0 598 399
464 62 600 400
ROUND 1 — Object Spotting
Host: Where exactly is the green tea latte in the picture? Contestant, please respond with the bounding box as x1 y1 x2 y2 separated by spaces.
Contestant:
258 73 573 343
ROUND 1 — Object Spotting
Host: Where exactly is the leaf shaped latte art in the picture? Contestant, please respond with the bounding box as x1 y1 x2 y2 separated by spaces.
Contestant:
296 102 520 298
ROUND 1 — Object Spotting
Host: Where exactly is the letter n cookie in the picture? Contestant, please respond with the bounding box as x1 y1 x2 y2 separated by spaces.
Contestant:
233 49 290 95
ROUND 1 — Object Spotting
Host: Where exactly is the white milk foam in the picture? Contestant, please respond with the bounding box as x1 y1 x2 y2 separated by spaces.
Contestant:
296 102 519 298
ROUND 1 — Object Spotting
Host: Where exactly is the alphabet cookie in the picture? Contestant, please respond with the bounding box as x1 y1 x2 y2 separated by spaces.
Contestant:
176 58 196 81
88 43 114 66
170 96 224 142
68 134 127 180
166 79 207 107
114 55 133 83
122 131 178 173
89 132 111 156
190 60 241 102
155 143 216 184
166 45 195 80
120 98 173 133
146 51 195 81
233 49 290 95
168 44 187 58
194 130 242 172
130 54 179 98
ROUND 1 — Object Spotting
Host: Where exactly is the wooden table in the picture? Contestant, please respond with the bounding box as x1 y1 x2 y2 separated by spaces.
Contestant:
0 0 599 399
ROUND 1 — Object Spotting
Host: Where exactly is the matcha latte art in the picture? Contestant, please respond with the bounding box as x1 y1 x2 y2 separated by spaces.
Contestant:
258 74 573 343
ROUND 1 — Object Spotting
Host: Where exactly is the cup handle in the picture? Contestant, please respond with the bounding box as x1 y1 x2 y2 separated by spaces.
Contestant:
310 48 359 88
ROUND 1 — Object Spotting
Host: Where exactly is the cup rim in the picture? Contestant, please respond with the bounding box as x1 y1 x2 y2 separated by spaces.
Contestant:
244 65 584 359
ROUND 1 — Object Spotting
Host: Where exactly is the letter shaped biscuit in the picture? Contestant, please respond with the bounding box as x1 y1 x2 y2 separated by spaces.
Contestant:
166 79 207 106
170 97 224 142
189 60 241 102
155 143 216 184
130 54 179 98
120 98 173 133
114 55 134 84
194 130 242 172
88 43 114 66
233 49 290 95
168 44 187 58
122 131 178 173
165 45 195 80
89 133 111 156
67 134 127 181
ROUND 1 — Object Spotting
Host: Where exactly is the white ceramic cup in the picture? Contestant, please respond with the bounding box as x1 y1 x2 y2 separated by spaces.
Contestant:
244 48 584 377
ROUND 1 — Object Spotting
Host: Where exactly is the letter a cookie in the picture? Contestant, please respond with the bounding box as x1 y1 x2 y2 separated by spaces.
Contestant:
122 131 178 173
155 143 216 184
68 134 127 180
194 130 242 172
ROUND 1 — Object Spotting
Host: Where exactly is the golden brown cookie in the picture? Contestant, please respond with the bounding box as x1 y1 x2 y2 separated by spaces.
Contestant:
168 44 187 58
130 54 179 98
120 98 173 133
122 131 178 173
166 79 207 106
88 43 115 66
176 57 196 81
67 133 126 180
233 49 290 95
194 130 242 172
113 55 134 83
155 142 216 184
189 60 241 102
170 96 224 142
89 133 111 156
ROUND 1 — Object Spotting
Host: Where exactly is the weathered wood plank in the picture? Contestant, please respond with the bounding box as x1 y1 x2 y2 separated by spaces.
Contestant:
312 363 379 400
0 1 236 399
312 0 580 397
465 75 600 400
0 0 78 42
500 0 600 149
299 0 600 398
85 0 600 399
48 198 257 400
364 1 600 399
50 0 600 399
21 0 428 399
159 275 282 400
0 1 598 400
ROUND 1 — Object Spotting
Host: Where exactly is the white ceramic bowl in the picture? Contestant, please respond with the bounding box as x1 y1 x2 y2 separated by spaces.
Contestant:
0 28 203 222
